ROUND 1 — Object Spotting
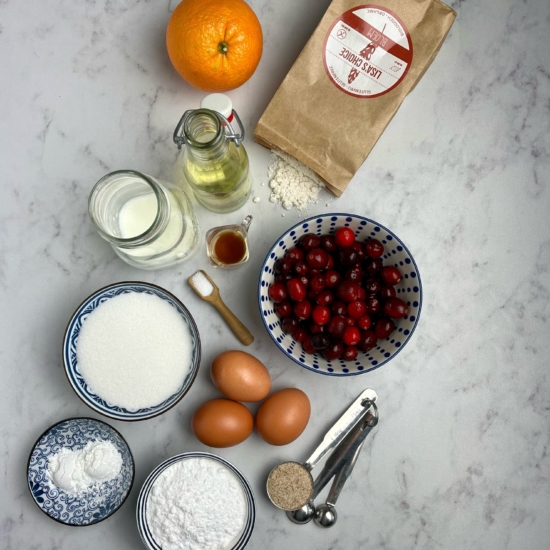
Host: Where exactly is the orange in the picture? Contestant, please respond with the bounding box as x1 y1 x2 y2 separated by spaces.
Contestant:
166 0 263 92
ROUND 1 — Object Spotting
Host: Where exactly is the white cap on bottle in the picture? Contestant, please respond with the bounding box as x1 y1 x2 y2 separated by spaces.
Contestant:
200 93 234 122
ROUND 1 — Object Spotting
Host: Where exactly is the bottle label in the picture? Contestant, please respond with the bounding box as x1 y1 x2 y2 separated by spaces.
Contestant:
323 4 413 98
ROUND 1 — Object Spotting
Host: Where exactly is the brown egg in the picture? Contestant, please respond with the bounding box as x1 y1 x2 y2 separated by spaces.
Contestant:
192 398 253 448
211 350 271 402
256 388 311 446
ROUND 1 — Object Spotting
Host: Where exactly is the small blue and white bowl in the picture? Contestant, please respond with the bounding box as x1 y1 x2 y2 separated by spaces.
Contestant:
137 452 255 550
258 213 422 376
63 281 201 421
27 417 134 526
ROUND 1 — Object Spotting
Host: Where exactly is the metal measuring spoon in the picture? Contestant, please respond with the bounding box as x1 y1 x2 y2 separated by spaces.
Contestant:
268 389 377 513
286 392 376 525
314 404 378 528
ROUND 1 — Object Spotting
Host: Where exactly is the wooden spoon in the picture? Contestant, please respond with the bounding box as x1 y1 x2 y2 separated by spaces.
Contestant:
188 270 254 346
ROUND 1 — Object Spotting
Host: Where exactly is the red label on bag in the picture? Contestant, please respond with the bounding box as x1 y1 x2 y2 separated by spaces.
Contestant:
323 4 413 98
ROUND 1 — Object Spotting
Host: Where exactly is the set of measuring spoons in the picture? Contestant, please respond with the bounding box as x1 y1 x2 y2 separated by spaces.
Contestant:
266 388 379 528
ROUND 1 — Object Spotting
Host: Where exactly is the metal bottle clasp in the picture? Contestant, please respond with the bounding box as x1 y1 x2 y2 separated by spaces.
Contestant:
173 109 246 150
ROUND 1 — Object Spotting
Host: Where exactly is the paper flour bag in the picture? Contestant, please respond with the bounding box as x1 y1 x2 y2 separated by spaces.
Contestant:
254 0 456 196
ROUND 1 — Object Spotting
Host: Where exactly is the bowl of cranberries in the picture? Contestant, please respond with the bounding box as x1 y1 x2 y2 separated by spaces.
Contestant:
258 214 422 375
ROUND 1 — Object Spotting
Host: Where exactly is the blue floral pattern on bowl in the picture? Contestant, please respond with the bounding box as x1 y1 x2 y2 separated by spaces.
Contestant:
258 214 423 376
63 282 201 421
27 417 134 526
136 452 255 550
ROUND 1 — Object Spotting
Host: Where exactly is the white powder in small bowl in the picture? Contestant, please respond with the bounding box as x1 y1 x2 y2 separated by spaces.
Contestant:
76 292 193 410
146 457 246 550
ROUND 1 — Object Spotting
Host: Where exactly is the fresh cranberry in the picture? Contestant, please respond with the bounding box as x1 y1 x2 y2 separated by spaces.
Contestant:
323 341 344 360
306 248 329 269
302 336 315 354
274 258 292 275
294 300 312 320
309 268 322 276
383 297 409 319
309 323 325 334
327 315 347 339
320 235 337 253
325 270 341 288
275 301 292 318
331 301 347 316
380 286 397 299
312 305 331 325
357 315 372 330
311 333 330 350
334 227 355 248
345 266 362 283
363 258 383 275
316 290 335 307
344 317 355 326
357 330 377 352
375 318 396 339
335 248 359 267
357 287 366 301
286 247 304 263
298 275 309 288
364 278 381 296
307 288 319 301
281 317 298 335
343 326 360 346
293 261 308 277
351 241 366 261
310 274 326 293
336 280 361 302
365 296 381 315
268 283 287 303
365 239 384 259
325 254 334 270
380 266 402 286
348 300 367 319
343 346 358 361
299 234 321 251
275 273 292 284
293 327 307 343
286 278 306 302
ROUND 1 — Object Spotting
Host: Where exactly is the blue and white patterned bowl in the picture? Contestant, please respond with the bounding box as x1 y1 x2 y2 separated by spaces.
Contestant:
137 452 255 550
63 282 201 421
258 213 422 376
27 417 134 526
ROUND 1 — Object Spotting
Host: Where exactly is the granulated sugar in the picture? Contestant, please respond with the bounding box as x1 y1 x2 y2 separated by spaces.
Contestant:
190 271 214 297
77 292 192 410
267 149 325 211
146 457 246 550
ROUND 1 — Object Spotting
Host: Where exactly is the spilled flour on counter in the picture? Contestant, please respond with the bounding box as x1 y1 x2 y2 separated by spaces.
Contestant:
146 457 246 550
267 149 326 211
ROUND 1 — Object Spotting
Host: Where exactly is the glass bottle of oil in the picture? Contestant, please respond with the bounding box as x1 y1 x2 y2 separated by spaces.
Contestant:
174 106 251 213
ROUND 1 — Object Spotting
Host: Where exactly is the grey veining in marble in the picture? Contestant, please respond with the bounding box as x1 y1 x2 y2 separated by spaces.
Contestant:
1 0 549 548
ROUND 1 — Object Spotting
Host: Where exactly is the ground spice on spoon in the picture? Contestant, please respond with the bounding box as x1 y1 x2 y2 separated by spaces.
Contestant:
266 461 314 511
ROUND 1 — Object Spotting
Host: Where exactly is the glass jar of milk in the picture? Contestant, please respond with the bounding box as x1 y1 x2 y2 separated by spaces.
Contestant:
88 170 199 270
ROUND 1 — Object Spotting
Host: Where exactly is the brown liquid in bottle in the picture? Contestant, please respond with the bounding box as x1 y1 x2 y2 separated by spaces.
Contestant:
213 231 247 265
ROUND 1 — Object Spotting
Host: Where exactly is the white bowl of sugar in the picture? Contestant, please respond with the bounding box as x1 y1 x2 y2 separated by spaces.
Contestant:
63 282 201 421
137 452 255 550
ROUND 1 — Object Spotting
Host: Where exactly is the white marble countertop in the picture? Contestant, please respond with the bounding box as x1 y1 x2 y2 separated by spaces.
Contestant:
1 0 549 548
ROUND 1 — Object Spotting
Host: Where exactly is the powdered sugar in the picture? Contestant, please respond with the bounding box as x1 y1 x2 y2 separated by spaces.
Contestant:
146 457 246 550
47 440 122 496
267 149 325 211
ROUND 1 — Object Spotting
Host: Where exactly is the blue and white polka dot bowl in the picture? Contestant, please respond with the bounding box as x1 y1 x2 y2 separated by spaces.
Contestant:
27 417 134 526
258 214 422 376
63 282 201 421
136 452 255 550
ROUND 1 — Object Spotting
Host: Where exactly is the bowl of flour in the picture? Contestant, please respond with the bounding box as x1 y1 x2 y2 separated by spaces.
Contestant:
137 452 255 550
63 282 201 421
27 417 134 526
